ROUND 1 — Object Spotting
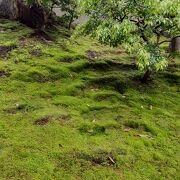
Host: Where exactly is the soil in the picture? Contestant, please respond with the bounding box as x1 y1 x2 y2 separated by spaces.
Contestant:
74 151 116 166
0 70 6 77
5 109 18 114
60 57 75 63
29 49 43 57
86 50 102 59
34 117 49 125
0 45 16 57
58 114 71 121
29 30 55 42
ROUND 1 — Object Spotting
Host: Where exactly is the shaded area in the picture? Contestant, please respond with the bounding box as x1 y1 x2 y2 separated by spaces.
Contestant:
0 45 16 57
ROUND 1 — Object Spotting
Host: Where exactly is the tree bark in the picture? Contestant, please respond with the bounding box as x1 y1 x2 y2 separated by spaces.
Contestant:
18 3 47 30
156 34 161 44
142 70 151 83
169 36 180 53
68 13 74 30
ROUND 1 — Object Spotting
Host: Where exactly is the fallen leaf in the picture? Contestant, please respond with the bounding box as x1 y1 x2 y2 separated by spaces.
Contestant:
86 129 93 133
108 156 115 164
124 128 131 132
149 105 153 110
15 103 20 108
137 134 153 139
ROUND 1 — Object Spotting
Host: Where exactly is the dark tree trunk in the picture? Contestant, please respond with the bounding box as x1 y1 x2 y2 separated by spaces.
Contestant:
156 34 161 44
68 13 74 30
142 70 151 83
17 2 47 30
169 36 180 53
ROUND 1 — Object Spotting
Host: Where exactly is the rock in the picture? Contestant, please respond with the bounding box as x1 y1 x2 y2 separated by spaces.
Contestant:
0 0 19 19
0 0 48 29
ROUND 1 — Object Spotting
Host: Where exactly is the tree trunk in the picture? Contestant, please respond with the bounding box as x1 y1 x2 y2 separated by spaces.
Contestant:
68 13 74 30
142 70 151 83
169 36 180 53
0 0 19 19
156 34 161 44
18 3 47 30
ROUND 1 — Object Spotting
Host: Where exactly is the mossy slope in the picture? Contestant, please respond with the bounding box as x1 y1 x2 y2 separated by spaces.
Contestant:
0 19 179 180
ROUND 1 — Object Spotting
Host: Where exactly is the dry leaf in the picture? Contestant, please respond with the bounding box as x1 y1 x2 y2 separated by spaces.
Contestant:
137 134 153 139
108 156 115 164
124 128 131 132
149 105 153 110
86 129 93 133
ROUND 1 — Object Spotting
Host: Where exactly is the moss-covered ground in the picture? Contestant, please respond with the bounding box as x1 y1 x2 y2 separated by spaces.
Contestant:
0 19 179 180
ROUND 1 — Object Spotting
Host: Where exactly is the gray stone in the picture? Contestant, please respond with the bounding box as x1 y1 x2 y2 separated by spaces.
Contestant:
0 0 19 19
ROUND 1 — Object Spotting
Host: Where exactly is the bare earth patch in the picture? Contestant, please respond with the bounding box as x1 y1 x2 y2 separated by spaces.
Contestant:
58 114 71 121
86 50 102 59
5 109 18 114
0 71 6 77
0 70 10 78
29 49 43 57
0 45 17 57
34 117 49 125
60 57 75 63
72 150 116 166
29 30 55 42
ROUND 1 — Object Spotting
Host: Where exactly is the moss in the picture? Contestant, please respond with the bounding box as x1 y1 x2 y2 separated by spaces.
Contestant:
87 75 128 94
161 72 180 84
124 120 158 135
79 124 106 135
0 20 179 180
88 90 121 102
68 60 89 72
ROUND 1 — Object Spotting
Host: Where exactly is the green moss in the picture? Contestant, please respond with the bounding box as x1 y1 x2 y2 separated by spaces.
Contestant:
0 20 179 180
79 124 106 135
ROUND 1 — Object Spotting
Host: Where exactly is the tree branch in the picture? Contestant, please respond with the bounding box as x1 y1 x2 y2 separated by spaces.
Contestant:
130 19 149 44
158 40 171 45
159 35 180 45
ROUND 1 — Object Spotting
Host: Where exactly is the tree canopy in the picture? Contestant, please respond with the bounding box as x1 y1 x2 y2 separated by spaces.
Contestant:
78 0 180 80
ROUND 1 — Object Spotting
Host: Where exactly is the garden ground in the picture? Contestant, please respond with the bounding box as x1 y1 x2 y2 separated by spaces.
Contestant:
0 19 179 179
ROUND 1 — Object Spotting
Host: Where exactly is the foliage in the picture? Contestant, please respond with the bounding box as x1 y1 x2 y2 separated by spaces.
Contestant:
57 0 79 29
78 0 180 74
